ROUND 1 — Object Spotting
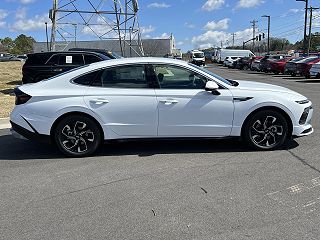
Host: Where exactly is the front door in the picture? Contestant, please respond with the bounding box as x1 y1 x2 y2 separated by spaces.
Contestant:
152 64 234 137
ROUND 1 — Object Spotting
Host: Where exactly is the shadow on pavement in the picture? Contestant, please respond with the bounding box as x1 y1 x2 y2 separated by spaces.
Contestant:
295 80 320 83
0 131 300 160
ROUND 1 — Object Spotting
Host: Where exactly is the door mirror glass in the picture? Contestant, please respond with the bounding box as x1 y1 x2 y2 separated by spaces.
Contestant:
205 81 219 91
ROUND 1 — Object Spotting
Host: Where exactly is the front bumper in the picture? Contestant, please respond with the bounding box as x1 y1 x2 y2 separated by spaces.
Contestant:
292 106 314 137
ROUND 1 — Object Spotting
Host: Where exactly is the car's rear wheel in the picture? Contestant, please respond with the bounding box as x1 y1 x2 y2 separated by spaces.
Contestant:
243 110 288 150
54 115 102 157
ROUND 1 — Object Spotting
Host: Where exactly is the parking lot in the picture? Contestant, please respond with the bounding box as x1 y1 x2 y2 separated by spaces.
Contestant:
1 64 320 239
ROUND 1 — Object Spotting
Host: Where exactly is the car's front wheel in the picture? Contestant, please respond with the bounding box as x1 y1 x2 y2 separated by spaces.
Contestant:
243 110 288 150
54 115 102 157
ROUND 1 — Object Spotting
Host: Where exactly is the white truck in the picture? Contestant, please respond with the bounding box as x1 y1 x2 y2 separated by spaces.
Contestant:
212 49 255 63
190 50 205 66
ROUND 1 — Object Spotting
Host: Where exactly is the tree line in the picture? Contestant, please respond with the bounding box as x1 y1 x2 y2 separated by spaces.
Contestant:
0 34 35 55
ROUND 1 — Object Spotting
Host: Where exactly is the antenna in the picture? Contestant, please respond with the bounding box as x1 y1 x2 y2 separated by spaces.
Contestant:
49 0 144 57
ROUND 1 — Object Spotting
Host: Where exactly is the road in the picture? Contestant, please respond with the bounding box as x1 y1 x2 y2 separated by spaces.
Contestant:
1 65 320 240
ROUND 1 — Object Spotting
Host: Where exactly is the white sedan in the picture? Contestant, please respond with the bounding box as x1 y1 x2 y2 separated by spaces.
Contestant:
10 58 313 157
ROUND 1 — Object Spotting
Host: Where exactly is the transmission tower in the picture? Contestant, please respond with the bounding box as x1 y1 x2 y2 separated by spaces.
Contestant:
49 0 144 57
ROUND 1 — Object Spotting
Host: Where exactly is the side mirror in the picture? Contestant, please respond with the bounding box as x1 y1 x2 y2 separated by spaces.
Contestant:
205 81 220 95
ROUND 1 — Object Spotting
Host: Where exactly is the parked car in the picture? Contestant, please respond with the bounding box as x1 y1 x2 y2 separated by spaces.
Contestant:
259 55 286 73
11 57 313 157
68 48 122 59
284 57 305 76
295 56 320 78
233 57 252 70
309 61 320 78
0 54 24 62
213 49 255 63
251 57 263 71
22 51 110 84
223 56 240 68
268 57 293 74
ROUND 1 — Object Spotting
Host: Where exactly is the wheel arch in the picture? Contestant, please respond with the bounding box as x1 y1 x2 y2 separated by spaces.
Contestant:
241 106 293 139
50 111 105 144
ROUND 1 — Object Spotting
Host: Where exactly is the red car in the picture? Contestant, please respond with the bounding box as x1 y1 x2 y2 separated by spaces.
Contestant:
295 57 320 78
268 57 293 74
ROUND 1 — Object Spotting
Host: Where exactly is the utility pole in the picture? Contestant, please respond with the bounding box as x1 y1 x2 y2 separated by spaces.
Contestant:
250 20 258 53
232 33 236 48
49 0 58 51
296 0 309 54
307 7 319 55
262 15 270 54
220 40 223 48
45 22 49 51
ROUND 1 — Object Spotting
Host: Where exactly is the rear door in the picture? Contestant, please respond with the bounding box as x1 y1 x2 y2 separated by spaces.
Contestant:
83 64 158 138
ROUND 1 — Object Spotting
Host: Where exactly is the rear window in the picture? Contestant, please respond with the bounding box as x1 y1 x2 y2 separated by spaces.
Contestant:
84 54 102 64
73 70 100 86
25 53 52 66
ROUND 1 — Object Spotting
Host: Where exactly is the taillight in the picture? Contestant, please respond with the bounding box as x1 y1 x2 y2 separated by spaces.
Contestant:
14 88 32 105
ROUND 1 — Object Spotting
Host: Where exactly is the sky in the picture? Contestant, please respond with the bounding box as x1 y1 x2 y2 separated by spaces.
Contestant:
0 0 320 52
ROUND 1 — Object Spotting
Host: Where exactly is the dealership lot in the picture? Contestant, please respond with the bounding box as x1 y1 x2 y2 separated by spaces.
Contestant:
1 65 320 239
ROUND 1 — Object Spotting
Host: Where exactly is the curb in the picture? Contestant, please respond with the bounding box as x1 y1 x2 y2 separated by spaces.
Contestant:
0 118 10 130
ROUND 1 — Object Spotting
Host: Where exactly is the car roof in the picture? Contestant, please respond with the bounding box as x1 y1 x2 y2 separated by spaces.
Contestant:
86 57 190 68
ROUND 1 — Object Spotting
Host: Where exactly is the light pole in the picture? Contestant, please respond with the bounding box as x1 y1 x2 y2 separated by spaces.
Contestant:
262 15 270 54
296 0 309 54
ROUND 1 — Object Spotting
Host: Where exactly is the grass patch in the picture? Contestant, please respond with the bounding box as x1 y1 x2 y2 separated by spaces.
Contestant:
0 61 23 118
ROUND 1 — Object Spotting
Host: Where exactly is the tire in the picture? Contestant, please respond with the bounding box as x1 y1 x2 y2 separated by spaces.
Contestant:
243 110 288 150
54 115 102 157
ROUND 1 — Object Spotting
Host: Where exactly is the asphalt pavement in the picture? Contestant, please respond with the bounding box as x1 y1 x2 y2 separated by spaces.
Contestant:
1 65 320 240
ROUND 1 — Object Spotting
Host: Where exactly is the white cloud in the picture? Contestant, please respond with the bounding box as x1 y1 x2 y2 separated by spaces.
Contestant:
236 0 264 8
154 32 171 39
10 14 50 31
202 0 225 11
140 25 155 34
0 9 9 20
15 7 27 19
185 22 196 29
204 18 230 31
191 28 253 49
0 21 6 28
147 2 170 8
176 41 184 46
20 0 35 4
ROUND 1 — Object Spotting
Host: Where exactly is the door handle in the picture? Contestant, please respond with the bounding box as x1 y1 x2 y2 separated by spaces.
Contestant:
53 68 63 72
90 99 109 105
159 99 178 105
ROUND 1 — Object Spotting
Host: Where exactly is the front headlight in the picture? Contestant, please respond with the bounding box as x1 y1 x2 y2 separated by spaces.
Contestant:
296 99 310 104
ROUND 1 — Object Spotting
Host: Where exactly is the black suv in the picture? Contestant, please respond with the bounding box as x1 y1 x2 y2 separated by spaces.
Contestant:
22 51 110 84
68 48 122 59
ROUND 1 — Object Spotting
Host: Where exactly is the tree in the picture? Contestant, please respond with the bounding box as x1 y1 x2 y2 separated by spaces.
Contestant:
0 37 14 52
11 34 35 54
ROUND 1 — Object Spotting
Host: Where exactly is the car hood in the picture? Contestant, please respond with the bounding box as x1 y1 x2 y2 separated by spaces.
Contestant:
235 80 304 96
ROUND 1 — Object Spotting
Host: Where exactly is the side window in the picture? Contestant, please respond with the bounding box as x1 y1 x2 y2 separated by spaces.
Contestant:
84 54 101 64
73 70 100 86
153 65 207 89
46 55 59 65
95 65 148 88
58 54 84 65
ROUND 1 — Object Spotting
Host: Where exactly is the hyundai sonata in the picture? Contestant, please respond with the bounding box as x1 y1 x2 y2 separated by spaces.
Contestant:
10 58 313 157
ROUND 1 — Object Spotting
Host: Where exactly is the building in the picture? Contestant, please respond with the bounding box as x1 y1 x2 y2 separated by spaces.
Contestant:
33 38 175 57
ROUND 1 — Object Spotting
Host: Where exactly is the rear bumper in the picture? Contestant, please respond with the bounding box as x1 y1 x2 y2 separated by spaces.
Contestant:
10 121 51 144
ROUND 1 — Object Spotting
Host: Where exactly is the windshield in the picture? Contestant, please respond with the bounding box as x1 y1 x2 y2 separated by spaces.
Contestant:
193 53 204 58
189 63 232 86
302 57 318 63
111 52 123 59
